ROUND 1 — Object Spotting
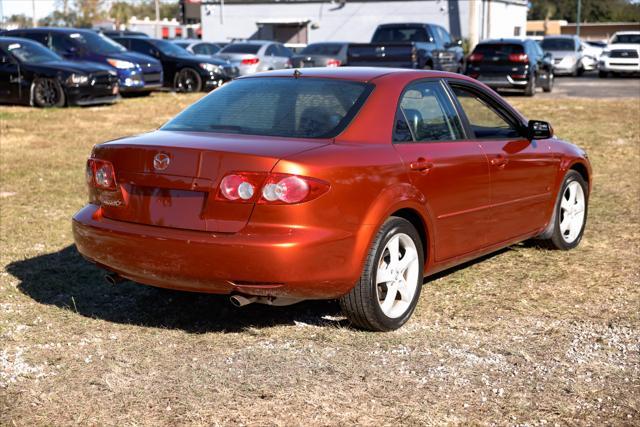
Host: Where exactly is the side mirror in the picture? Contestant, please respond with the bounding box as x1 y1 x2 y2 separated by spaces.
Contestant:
527 120 553 140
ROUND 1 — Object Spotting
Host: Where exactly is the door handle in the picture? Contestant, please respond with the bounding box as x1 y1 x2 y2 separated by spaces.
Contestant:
490 154 509 168
409 158 434 173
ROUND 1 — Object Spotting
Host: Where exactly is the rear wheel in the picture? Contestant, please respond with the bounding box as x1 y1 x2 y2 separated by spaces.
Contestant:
32 78 65 108
524 73 536 96
599 70 609 78
340 217 424 331
174 68 202 93
538 170 588 250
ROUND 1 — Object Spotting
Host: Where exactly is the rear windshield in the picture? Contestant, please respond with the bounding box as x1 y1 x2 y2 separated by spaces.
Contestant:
372 27 431 43
611 33 640 44
220 44 261 54
541 38 575 51
473 43 524 55
301 43 343 55
162 77 372 138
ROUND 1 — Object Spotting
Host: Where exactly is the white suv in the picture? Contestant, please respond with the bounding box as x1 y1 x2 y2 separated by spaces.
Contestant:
599 31 640 77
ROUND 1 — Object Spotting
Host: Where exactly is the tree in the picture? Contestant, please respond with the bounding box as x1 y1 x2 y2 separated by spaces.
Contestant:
528 0 640 23
75 0 106 27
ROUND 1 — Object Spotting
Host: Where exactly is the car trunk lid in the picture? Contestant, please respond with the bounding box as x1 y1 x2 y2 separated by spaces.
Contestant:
92 130 329 233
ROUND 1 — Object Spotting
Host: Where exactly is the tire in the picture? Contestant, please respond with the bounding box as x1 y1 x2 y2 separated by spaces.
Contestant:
524 73 536 97
538 170 588 250
599 70 608 78
577 66 585 77
340 217 424 331
173 68 202 93
543 71 554 92
423 63 433 70
32 78 65 108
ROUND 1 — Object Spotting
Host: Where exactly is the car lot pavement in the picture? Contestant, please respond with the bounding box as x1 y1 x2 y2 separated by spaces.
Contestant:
538 72 640 99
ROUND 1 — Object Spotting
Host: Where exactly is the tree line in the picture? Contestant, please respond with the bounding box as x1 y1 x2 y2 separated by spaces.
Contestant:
2 0 179 29
528 0 640 23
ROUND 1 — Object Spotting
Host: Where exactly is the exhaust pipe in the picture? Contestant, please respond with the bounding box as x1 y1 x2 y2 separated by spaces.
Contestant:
230 295 257 307
104 272 125 285
229 294 303 307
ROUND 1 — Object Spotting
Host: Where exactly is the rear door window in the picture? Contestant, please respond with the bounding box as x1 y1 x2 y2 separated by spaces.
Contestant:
394 80 464 143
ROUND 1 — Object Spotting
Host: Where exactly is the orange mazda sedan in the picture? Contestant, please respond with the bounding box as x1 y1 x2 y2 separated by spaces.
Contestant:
73 67 591 331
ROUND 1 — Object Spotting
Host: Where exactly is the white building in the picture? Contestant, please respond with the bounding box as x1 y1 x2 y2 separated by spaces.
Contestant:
200 0 528 47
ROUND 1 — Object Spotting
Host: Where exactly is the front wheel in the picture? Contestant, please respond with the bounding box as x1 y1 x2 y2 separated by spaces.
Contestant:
32 78 65 108
174 68 202 93
543 71 554 92
340 217 424 331
599 70 609 78
538 170 588 250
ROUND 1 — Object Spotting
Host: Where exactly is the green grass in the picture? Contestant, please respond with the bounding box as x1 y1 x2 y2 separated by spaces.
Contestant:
1 92 638 425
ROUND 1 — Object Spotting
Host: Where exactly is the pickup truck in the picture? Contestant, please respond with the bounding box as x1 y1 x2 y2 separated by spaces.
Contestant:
347 23 464 72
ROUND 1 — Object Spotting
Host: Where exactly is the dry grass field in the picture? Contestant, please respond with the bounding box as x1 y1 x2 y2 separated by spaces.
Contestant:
0 91 638 425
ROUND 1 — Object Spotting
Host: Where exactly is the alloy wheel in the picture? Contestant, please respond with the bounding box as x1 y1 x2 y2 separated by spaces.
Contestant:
559 181 586 243
34 79 61 107
375 233 420 318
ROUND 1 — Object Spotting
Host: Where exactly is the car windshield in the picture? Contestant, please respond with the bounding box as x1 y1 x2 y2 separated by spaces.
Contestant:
372 27 431 43
300 43 343 55
541 38 575 51
162 77 372 138
220 44 261 54
611 34 640 44
70 31 127 54
3 40 62 63
151 39 192 56
473 43 524 56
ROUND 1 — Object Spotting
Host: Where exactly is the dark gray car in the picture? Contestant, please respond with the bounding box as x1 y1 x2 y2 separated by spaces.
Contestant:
291 42 349 68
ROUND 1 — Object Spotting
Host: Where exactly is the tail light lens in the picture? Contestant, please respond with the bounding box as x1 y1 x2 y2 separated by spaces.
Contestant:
87 159 117 191
508 53 528 63
468 53 484 62
241 57 260 65
326 58 342 67
216 172 329 204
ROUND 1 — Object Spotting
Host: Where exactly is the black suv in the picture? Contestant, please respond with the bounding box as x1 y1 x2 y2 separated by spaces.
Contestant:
465 38 554 96
113 36 238 92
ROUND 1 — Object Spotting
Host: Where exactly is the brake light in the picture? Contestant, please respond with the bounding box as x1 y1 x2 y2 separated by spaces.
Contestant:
326 58 342 67
468 53 484 62
508 53 528 63
241 57 260 65
87 159 117 191
216 172 329 204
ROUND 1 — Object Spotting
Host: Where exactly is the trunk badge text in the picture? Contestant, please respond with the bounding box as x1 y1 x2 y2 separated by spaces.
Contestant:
153 153 171 171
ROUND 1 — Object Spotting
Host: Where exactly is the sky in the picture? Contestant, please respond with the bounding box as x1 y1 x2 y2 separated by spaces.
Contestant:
0 0 178 21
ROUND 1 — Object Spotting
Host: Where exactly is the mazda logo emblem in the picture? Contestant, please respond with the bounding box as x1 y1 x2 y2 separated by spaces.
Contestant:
153 153 170 171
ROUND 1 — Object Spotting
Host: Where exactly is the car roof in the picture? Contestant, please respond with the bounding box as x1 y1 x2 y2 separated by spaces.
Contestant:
0 36 41 45
478 38 527 45
240 67 468 83
543 35 578 39
613 31 640 35
8 27 93 34
230 40 275 45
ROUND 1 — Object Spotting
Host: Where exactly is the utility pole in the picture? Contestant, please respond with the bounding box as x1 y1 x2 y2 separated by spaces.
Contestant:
576 0 582 37
32 0 36 27
468 0 478 51
155 0 161 38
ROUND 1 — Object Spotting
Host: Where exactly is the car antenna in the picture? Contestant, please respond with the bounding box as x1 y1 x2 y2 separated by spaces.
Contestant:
293 69 302 79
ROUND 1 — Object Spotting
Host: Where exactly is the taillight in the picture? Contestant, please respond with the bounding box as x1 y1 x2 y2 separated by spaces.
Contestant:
241 57 260 65
508 53 528 63
87 159 117 191
216 172 329 204
326 58 342 67
468 53 484 62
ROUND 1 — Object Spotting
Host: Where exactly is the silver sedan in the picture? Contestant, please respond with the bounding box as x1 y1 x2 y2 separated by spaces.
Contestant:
215 41 293 76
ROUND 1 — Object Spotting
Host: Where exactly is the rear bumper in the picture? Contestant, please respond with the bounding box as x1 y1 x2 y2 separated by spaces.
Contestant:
72 204 366 299
476 75 529 88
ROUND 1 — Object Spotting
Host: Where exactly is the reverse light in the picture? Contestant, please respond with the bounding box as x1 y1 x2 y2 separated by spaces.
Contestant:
87 159 117 191
241 57 260 65
216 172 330 204
326 58 342 67
107 58 135 69
468 53 484 62
508 53 529 63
